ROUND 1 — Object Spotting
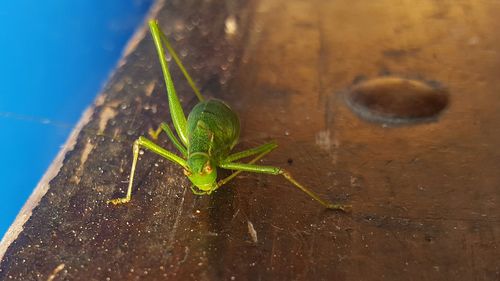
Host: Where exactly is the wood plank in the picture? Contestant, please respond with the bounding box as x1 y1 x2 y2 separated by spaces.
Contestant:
1 0 499 280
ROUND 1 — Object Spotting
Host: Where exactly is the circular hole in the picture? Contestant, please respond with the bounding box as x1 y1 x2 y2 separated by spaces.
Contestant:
345 77 449 125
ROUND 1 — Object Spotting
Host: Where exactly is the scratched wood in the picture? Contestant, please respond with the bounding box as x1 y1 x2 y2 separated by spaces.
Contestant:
1 0 499 280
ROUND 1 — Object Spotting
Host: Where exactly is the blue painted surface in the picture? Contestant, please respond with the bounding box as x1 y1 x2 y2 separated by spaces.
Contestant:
0 1 153 238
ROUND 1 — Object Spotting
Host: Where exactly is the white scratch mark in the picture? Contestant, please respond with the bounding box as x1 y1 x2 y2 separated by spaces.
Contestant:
247 220 258 243
71 139 95 184
98 107 118 135
144 81 156 97
225 15 238 36
315 129 331 151
46 263 65 281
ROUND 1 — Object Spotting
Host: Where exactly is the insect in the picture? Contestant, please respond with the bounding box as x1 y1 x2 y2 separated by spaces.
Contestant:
107 20 349 211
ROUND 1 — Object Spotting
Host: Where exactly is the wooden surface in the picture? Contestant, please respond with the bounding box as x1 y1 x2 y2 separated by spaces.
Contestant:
1 0 499 280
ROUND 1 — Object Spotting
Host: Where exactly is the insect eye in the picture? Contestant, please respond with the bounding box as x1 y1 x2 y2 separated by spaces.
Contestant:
204 164 213 174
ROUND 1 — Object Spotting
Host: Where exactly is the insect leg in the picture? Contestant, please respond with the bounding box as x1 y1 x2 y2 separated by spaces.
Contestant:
218 162 349 211
107 136 187 205
216 142 277 189
148 122 187 157
224 141 278 163
149 20 189 145
158 29 204 102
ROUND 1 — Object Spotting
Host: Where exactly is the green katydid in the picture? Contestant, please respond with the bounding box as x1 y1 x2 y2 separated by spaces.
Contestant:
107 20 349 211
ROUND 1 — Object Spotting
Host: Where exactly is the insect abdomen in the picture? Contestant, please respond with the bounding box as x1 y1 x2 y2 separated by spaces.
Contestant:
186 99 240 162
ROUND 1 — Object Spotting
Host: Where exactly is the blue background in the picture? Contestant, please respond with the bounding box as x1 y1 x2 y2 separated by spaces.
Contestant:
0 1 153 239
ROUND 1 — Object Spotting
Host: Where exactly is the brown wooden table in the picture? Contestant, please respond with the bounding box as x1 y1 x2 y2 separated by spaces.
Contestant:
1 0 499 280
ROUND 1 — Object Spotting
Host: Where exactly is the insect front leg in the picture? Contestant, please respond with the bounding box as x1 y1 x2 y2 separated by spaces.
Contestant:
148 122 187 157
218 161 350 211
107 136 188 205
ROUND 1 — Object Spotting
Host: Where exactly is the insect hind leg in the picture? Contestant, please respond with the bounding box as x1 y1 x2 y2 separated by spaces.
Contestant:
218 161 350 211
158 30 204 102
149 20 189 145
216 141 278 189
